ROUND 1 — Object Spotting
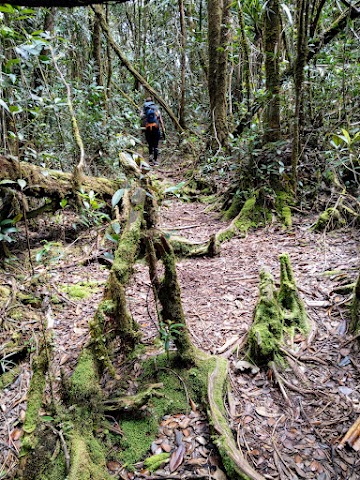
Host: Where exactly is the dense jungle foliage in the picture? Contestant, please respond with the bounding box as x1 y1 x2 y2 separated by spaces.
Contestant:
0 0 358 193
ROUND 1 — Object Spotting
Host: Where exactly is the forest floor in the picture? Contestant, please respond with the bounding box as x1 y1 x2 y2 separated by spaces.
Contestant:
0 153 359 480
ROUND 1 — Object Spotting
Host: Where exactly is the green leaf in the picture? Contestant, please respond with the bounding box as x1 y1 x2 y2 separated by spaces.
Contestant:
112 222 121 234
40 415 55 422
9 105 23 114
341 129 351 145
112 188 125 207
105 233 119 243
60 199 68 208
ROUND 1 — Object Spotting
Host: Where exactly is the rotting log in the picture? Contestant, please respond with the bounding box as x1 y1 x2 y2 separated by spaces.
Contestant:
0 156 123 220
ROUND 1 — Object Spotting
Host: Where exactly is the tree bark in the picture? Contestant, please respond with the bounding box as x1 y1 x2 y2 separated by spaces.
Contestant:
263 0 281 143
178 0 187 128
208 0 230 147
291 0 310 190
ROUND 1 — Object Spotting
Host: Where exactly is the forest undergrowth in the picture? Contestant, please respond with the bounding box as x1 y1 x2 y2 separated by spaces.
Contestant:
0 153 359 480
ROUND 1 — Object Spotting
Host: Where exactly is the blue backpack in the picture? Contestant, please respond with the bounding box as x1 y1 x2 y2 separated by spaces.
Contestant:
145 106 159 129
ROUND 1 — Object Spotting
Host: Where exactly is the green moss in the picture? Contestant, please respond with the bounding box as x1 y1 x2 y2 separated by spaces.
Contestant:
223 192 243 220
278 253 309 333
234 196 257 233
248 270 284 364
112 216 142 284
216 226 237 243
88 301 116 375
23 352 48 434
68 431 112 480
117 353 212 467
0 366 19 389
60 281 100 300
312 207 345 231
70 350 102 407
275 191 293 228
144 453 170 472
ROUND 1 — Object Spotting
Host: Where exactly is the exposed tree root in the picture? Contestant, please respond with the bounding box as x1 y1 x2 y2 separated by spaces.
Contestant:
207 356 266 480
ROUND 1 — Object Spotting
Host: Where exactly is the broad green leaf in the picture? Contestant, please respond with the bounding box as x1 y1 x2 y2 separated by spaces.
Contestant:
341 129 351 145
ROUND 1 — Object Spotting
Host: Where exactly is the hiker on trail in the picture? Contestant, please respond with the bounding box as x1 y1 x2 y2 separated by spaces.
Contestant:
140 97 165 165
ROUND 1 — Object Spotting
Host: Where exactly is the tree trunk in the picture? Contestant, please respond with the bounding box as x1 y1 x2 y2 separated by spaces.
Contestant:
92 13 104 88
178 0 187 128
263 0 281 143
208 0 230 147
291 0 310 190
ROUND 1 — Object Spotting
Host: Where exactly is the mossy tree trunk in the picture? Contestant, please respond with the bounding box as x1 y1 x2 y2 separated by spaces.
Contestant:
263 0 281 144
208 0 231 147
0 156 123 222
291 0 310 191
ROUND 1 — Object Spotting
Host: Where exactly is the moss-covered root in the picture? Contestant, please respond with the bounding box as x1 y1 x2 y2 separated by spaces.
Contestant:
208 356 265 480
311 207 346 231
248 270 284 365
154 235 195 361
68 431 112 480
278 253 309 333
69 349 102 409
18 348 49 479
350 273 360 334
23 348 48 434
93 187 144 356
217 195 270 243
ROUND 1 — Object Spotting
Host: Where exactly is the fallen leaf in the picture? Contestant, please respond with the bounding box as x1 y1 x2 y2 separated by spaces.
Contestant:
107 461 121 472
211 466 227 480
169 444 185 472
255 406 279 418
10 428 22 441
186 457 207 466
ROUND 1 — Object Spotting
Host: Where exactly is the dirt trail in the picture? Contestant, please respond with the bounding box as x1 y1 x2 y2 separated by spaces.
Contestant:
0 163 359 479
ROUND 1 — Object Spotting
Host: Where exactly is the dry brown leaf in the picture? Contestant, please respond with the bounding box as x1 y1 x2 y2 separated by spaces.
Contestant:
10 428 22 441
169 444 185 472
107 460 121 472
186 457 207 466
